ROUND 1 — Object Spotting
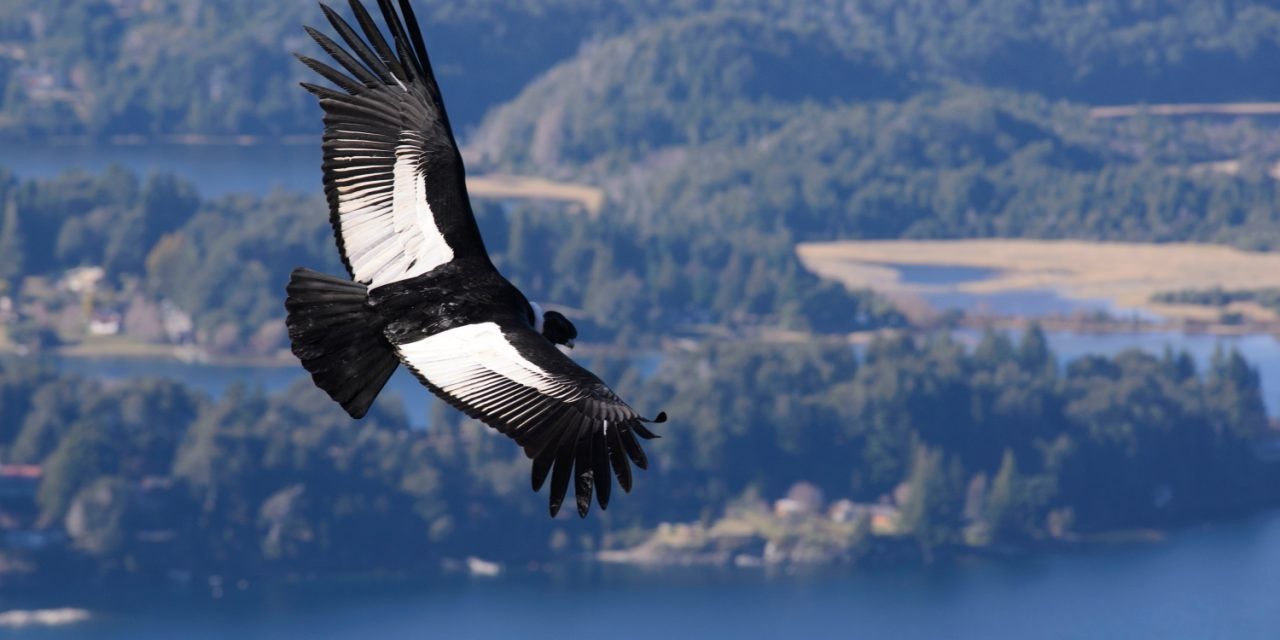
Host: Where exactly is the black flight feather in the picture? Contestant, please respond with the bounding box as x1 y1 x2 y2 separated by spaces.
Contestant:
320 4 395 85
304 25 380 87
574 429 594 518
592 429 612 510
349 0 410 83
607 424 633 493
373 0 420 82
548 422 580 517
295 54 365 94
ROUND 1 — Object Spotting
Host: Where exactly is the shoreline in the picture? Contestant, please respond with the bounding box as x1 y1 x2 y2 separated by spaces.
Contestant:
8 317 1278 369
797 239 1280 326
7 134 315 147
4 340 654 369
0 522 1190 593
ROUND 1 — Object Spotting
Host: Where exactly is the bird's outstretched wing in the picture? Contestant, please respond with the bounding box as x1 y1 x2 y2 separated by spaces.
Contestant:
395 320 665 517
298 0 491 290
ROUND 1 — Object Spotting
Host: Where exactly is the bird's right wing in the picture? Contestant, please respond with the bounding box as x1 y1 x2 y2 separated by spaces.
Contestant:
297 1 493 290
394 321 665 518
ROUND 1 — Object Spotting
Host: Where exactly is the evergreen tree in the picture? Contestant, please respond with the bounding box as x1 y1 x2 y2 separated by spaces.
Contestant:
1207 348 1267 440
37 425 115 520
1017 323 1053 372
984 449 1021 542
899 443 964 560
0 195 21 291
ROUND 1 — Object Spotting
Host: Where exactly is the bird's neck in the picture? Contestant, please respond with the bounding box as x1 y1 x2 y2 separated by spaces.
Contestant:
530 301 545 333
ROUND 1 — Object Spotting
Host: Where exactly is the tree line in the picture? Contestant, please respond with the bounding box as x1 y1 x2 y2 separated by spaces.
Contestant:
0 326 1274 579
6 1 1280 139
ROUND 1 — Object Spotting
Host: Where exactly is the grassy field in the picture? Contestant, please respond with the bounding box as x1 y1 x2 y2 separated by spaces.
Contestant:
797 239 1280 322
1089 102 1280 119
467 174 604 217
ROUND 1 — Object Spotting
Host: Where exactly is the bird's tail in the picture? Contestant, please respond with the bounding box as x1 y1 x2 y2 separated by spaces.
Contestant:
284 268 399 418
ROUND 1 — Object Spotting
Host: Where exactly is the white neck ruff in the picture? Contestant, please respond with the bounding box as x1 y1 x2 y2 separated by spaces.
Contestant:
530 301 545 333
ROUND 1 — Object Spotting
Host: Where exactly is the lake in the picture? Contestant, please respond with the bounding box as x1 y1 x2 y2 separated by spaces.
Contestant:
16 142 321 197
58 327 1280 421
886 262 1156 320
55 357 438 425
3 510 1279 639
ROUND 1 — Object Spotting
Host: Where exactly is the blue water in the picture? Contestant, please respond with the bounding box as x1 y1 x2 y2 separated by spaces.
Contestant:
53 352 663 427
14 143 321 197
888 263 999 286
54 331 1280 425
53 357 436 426
3 510 1279 639
889 262 1149 319
925 288 1121 317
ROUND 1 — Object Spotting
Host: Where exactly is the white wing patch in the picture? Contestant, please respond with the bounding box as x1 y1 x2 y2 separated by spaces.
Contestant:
333 130 453 289
398 323 587 417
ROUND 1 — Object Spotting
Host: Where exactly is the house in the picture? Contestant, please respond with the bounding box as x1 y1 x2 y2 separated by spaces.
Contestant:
161 301 194 344
0 465 62 551
827 499 900 534
88 311 122 336
0 465 40 502
774 481 825 519
59 267 104 294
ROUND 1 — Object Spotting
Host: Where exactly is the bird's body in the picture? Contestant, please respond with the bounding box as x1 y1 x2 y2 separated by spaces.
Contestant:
285 0 663 518
374 261 535 342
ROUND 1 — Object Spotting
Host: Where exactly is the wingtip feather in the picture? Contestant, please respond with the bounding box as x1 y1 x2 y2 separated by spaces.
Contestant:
633 423 660 440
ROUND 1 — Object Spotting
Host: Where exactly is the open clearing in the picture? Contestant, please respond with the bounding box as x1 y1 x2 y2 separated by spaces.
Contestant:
467 174 604 217
797 239 1280 322
1089 102 1280 119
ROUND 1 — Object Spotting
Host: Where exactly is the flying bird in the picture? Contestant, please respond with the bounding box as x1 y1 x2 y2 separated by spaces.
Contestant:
285 0 665 518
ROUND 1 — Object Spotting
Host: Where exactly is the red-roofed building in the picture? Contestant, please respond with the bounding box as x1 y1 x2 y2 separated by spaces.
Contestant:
0 465 41 502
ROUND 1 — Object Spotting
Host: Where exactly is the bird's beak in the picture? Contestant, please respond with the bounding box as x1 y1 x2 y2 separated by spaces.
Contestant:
565 339 575 349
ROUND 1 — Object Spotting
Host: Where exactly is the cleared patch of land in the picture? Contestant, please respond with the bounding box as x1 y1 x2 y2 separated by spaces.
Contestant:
466 174 604 217
797 239 1280 322
1090 102 1280 119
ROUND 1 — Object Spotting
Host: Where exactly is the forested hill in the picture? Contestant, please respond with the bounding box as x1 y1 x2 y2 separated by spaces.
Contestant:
3 1 1280 139
4 1 1280 353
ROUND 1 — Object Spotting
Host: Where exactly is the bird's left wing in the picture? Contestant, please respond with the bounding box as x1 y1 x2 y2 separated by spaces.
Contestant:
298 0 492 290
394 321 665 517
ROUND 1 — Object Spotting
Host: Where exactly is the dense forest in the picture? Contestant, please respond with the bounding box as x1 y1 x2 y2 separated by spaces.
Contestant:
5 1 1280 139
0 328 1274 578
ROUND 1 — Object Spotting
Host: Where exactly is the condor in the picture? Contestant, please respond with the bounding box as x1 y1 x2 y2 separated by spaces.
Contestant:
285 0 665 518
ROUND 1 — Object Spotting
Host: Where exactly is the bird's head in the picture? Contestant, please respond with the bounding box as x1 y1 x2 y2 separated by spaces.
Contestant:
541 310 577 349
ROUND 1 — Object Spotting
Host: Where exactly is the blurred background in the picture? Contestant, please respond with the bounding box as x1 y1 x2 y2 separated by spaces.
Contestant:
0 1 1279 637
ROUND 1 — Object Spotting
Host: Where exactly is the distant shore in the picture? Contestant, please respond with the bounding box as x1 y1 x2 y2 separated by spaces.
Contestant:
798 239 1280 327
3 339 647 369
11 315 1280 370
23 134 315 147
